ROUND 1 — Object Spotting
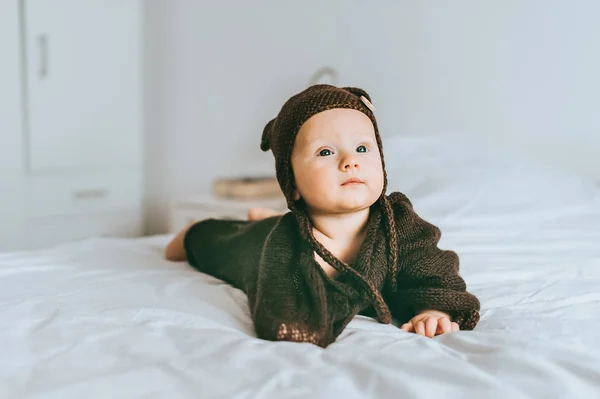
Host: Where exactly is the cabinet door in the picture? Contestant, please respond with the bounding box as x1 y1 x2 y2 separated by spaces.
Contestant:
0 1 25 251
0 0 23 172
0 174 25 251
24 0 141 172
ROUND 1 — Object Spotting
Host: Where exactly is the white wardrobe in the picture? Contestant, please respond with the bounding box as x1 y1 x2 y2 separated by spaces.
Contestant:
0 0 143 251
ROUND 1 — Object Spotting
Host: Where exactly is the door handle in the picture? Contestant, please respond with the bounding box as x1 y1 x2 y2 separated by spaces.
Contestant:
72 188 108 200
38 34 48 78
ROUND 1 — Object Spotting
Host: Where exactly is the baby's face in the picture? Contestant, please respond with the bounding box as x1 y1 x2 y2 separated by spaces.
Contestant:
291 108 384 214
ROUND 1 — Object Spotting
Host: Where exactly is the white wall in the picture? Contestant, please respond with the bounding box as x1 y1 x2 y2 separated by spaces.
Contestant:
143 0 169 234
377 1 600 178
144 0 600 233
144 0 357 233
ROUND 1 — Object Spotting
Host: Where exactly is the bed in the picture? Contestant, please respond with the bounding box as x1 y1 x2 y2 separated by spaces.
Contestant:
1 135 599 398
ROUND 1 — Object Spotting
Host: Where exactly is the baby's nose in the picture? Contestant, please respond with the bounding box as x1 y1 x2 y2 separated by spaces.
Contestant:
341 155 359 170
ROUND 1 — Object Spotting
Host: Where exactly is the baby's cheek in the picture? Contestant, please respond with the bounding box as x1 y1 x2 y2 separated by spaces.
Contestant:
369 168 385 192
313 174 336 197
295 167 317 190
297 169 332 202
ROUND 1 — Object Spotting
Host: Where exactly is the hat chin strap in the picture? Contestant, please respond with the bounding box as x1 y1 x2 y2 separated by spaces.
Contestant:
292 204 393 324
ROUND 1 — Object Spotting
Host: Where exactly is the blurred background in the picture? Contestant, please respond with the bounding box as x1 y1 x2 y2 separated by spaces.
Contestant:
1 0 599 251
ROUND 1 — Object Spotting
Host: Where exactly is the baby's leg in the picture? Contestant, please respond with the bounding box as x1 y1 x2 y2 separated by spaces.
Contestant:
166 208 282 261
164 222 194 261
247 208 284 220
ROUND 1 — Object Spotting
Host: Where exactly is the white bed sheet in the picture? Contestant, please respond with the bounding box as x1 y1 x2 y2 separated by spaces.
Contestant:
1 197 600 399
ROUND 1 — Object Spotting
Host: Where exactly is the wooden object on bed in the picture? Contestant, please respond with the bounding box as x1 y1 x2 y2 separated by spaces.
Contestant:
212 176 284 200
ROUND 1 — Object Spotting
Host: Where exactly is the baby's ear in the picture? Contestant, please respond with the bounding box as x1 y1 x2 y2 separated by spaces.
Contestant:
342 87 372 103
261 118 275 151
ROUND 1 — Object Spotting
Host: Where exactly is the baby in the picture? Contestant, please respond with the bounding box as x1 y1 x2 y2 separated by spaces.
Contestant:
165 85 480 348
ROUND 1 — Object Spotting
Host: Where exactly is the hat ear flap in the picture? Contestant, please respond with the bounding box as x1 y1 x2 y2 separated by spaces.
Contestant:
261 119 275 151
342 87 372 103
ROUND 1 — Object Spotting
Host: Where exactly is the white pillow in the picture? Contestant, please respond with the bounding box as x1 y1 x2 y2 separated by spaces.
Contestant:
382 134 600 228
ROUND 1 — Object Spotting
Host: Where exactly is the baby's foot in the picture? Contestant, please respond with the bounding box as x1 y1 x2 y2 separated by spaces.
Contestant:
247 208 282 220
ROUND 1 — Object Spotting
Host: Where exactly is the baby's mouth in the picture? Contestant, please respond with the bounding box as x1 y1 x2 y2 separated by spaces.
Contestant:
341 177 364 186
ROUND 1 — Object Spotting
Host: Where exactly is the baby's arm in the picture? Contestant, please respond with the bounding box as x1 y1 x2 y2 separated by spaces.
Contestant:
385 192 480 334
164 223 194 261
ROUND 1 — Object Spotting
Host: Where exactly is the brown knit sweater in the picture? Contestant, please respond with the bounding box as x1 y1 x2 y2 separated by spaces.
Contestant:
184 191 480 348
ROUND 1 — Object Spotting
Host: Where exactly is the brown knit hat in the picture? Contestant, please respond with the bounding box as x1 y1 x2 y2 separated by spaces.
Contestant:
260 84 388 210
260 84 399 324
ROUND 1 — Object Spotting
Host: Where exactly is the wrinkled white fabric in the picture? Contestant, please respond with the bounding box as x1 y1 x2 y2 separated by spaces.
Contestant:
2 135 600 398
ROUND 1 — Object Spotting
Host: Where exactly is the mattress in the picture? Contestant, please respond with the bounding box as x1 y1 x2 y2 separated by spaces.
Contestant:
1 207 600 398
2 134 600 398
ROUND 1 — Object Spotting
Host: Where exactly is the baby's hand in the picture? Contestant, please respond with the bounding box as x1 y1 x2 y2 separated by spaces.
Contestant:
400 309 459 338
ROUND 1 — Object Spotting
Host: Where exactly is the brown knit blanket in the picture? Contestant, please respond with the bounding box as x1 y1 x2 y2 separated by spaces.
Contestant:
184 192 480 348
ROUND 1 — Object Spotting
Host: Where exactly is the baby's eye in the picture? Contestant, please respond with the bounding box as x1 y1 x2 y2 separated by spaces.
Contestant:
356 145 368 153
318 149 333 156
